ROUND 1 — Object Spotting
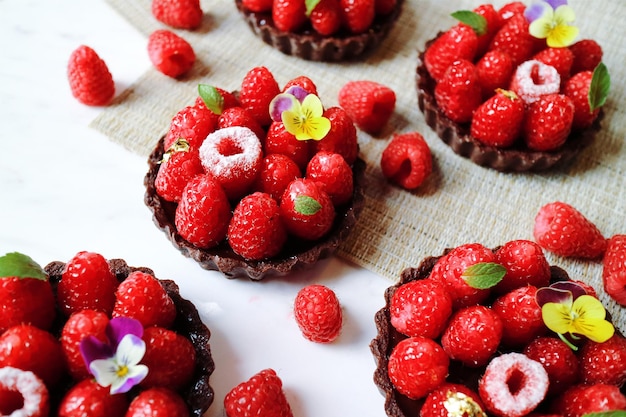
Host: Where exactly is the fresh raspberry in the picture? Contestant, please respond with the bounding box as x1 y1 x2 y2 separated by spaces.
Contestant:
151 0 203 29
139 326 196 391
429 243 495 309
0 367 49 417
579 334 626 387
387 336 449 400
494 239 551 294
228 192 287 260
470 89 525 148
441 305 503 367
60 309 109 381
475 50 514 99
533 47 574 83
374 0 396 15
390 278 452 339
305 151 353 206
0 252 56 333
272 0 307 33
434 59 482 123
552 384 626 417
239 66 280 126
112 270 176 328
421 383 486 417
423 24 478 83
338 80 396 135
57 251 118 316
147 29 196 78
242 0 273 12
67 45 115 106
310 0 342 36
380 131 432 190
195 86 241 118
564 71 601 130
279 178 335 240
57 378 128 417
126 387 189 417
175 174 231 248
533 201 607 259
253 154 302 201
602 234 626 306
311 106 358 165
293 284 343 343
0 324 66 388
488 13 536 67
569 39 603 74
339 0 375 34
492 286 547 347
163 102 216 151
497 1 526 21
479 353 549 417
155 139 204 202
282 75 318 96
265 121 312 171
509 59 561 105
218 106 266 143
523 94 575 151
523 336 580 396
470 4 504 56
224 369 293 417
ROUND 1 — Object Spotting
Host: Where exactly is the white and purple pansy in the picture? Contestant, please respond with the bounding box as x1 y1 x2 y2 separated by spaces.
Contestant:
524 0 579 47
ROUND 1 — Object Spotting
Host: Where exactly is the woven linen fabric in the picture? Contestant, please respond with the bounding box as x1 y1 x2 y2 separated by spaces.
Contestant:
93 0 626 331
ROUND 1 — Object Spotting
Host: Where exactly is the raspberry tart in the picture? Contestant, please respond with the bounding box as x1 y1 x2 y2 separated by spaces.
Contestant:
234 0 403 61
145 67 364 279
416 2 609 172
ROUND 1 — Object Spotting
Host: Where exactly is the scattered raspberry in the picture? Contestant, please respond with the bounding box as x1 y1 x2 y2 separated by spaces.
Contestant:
564 70 601 130
533 201 607 259
380 131 432 190
282 75 318 96
293 284 343 343
312 106 358 165
155 139 204 202
475 50 514 99
434 59 482 123
272 0 307 33
147 29 196 78
163 102 216 151
470 89 525 148
126 387 190 417
306 151 353 206
533 47 574 82
265 121 312 171
492 286 546 347
387 336 449 400
67 45 115 106
253 153 302 201
523 94 575 151
151 0 203 29
241 0 273 12
57 251 119 316
218 106 266 143
228 192 287 260
60 309 109 381
552 384 626 417
478 352 549 417
279 178 335 240
339 0 375 34
57 378 128 417
494 239 551 294
602 234 626 306
338 80 396 135
112 270 176 328
569 39 603 74
310 0 342 36
510 60 561 105
424 24 478 83
239 66 280 126
389 278 452 339
421 383 486 417
488 13 535 67
523 336 580 396
579 334 626 387
224 369 293 417
0 367 49 417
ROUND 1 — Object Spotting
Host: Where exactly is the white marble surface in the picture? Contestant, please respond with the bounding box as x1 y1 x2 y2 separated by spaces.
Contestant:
0 0 391 415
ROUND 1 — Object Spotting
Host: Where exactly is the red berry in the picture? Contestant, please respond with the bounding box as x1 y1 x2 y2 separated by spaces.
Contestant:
339 0 375 34
265 121 312 171
498 1 526 21
509 59 561 106
475 50 515 99
380 131 432 190
242 0 273 12
240 66 280 127
338 80 396 135
310 0 342 36
279 178 335 240
579 334 626 387
374 0 396 15
494 239 551 294
533 201 607 259
306 151 353 206
471 4 503 56
60 309 110 381
151 0 203 29
0 367 49 417
434 59 482 124
488 13 536 67
492 286 546 347
224 369 293 417
293 284 343 343
57 378 128 417
218 106 266 143
155 140 204 202
424 25 478 83
312 107 358 165
272 0 307 33
282 75 318 96
524 94 575 151
564 71 601 129
523 336 580 396
112 271 176 328
126 387 190 417
58 251 118 316
603 234 626 306
147 29 196 78
67 45 115 106
471 89 524 148
533 47 574 83
195 87 241 116
253 154 302 201
569 39 603 74
552 384 626 417
163 103 216 151
421 383 486 417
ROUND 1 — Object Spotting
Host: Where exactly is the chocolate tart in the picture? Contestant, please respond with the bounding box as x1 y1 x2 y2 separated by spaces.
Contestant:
44 258 214 417
145 136 366 280
416 36 602 172
234 0 403 62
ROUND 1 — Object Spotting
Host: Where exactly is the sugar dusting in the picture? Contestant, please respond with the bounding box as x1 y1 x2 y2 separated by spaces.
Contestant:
0 367 47 417
199 126 262 177
511 60 560 105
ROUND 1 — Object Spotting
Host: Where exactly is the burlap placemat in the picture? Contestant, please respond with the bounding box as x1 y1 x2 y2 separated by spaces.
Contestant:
93 0 626 330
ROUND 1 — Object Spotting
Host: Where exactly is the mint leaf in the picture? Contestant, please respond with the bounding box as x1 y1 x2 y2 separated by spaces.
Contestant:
294 195 322 216
305 0 321 16
462 262 506 289
198 84 224 115
451 11 488 36
0 252 47 281
589 62 610 111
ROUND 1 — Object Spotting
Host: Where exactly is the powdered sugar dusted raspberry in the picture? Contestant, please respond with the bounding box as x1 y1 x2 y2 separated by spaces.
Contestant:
510 60 560 105
0 366 49 417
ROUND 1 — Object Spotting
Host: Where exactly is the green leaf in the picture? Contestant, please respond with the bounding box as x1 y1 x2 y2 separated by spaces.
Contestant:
198 84 224 115
589 62 610 111
0 252 47 281
462 262 506 289
305 0 321 16
294 195 322 216
582 412 626 417
451 10 488 36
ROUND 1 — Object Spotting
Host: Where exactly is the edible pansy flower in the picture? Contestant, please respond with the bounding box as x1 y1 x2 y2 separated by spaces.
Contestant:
269 87 331 141
80 317 148 394
536 281 614 350
525 0 579 47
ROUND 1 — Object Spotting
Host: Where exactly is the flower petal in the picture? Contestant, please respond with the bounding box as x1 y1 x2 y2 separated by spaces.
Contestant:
554 5 576 23
80 336 114 368
576 319 615 343
284 86 310 102
536 286 573 307
270 93 299 123
550 281 588 299
529 14 554 39
546 24 579 47
542 302 574 334
116 334 146 366
525 1 550 23
301 94 325 118
110 364 148 395
546 0 568 10
573 295 607 320
89 358 119 387
107 317 144 348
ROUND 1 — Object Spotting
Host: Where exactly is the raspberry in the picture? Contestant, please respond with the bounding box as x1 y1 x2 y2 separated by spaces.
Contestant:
470 4 503 56
175 174 231 248
282 75 318 96
126 387 189 417
434 59 482 123
265 121 312 171
569 39 603 74
311 106 358 165
239 66 280 126
488 13 535 67
151 0 203 29
552 384 626 417
293 284 343 343
253 154 302 201
387 336 449 400
112 271 176 329
380 131 432 190
497 1 525 21
228 192 287 260
60 309 109 381
155 139 204 202
564 70 601 129
147 29 196 79
0 367 49 417
492 286 546 347
305 151 353 206
339 0 375 34
218 106 266 142
67 45 115 106
338 80 396 135
509 60 561 105
533 47 574 82
579 334 626 387
421 383 486 417
493 239 551 294
374 0 396 15
523 336 580 396
310 0 342 36
475 50 514 99
57 251 119 316
163 102 216 151
272 0 307 33
523 94 575 151
533 201 607 259
441 305 503 367
478 352 549 417
139 326 196 391
224 369 293 417
424 24 478 83
195 87 240 117
470 89 525 148
279 178 335 240
389 278 452 339
242 0 273 12
57 378 128 417
602 234 626 306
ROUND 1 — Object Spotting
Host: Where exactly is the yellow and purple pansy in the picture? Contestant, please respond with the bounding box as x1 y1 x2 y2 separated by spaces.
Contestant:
269 86 331 141
525 0 579 47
